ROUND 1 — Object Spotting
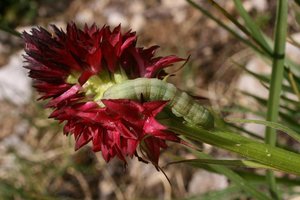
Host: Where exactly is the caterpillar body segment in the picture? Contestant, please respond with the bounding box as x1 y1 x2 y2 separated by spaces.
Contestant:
103 78 214 128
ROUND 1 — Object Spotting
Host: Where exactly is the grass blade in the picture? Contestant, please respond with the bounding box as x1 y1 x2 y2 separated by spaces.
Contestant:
161 117 300 177
0 22 21 38
206 0 273 56
226 118 300 144
287 68 300 101
233 0 272 54
186 0 267 56
187 151 271 200
169 158 276 170
187 185 242 200
233 60 294 93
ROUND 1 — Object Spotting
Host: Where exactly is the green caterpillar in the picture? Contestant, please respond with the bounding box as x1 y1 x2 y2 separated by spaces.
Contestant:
103 78 214 128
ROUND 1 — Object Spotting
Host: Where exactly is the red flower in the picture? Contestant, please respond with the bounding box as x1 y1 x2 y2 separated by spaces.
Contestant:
23 23 184 103
50 100 180 164
23 22 184 165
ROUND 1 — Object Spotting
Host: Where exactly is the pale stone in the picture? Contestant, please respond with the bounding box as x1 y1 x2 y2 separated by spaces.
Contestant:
188 170 228 195
244 114 266 137
104 9 128 27
75 9 95 24
237 57 270 99
0 51 32 105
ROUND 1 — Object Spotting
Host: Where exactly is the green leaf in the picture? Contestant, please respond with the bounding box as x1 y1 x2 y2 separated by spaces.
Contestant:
226 118 300 144
169 158 276 170
233 0 272 55
183 185 243 200
233 60 294 93
229 123 264 140
222 104 266 117
185 0 267 56
186 151 271 200
183 159 300 186
236 170 300 186
242 91 296 114
239 92 300 133
285 68 300 100
161 118 300 177
0 22 21 37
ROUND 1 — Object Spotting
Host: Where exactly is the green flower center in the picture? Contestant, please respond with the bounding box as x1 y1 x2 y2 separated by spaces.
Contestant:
66 68 129 102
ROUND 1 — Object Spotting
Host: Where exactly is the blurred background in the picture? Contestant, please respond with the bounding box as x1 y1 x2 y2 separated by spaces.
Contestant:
1 0 299 199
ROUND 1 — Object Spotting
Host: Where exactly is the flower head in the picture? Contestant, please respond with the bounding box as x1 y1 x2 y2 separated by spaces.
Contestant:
23 22 184 165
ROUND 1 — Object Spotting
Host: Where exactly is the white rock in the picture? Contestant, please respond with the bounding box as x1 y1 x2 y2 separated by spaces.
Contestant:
237 57 270 99
0 51 32 105
75 9 95 24
188 170 228 195
236 57 270 135
104 9 128 27
244 114 265 137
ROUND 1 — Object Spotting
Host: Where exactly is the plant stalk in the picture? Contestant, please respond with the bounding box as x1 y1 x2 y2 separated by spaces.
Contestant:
265 0 288 199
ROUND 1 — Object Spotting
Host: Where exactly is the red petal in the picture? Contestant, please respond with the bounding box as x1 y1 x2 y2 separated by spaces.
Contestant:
144 56 185 78
102 99 144 122
120 35 136 54
125 139 138 156
87 47 102 73
143 117 166 133
47 84 81 107
143 137 161 165
143 101 169 116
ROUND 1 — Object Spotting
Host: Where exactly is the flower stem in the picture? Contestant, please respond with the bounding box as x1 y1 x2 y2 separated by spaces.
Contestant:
265 0 288 199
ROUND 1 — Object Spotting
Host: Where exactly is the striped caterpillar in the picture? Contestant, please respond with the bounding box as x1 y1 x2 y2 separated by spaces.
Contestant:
103 78 214 129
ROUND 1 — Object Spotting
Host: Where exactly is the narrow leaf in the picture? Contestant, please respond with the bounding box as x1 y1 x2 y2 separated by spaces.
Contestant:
233 0 272 54
0 23 22 38
189 151 271 200
161 118 300 176
226 118 300 144
186 0 267 56
169 158 276 170
184 185 243 200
